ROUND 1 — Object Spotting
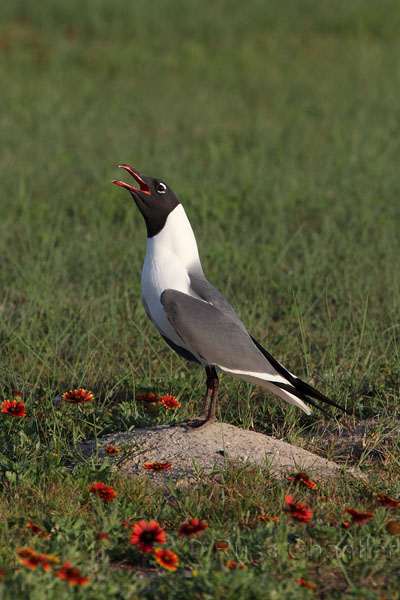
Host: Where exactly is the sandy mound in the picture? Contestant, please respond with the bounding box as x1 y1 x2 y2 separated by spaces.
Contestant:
78 422 363 485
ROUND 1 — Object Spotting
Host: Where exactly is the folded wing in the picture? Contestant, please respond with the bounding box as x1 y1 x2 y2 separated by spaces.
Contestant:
161 288 333 415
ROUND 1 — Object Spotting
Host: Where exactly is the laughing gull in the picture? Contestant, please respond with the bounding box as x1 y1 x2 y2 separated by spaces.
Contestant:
112 165 343 426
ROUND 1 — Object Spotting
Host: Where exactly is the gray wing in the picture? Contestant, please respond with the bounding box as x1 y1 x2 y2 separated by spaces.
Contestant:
189 273 245 326
161 289 277 375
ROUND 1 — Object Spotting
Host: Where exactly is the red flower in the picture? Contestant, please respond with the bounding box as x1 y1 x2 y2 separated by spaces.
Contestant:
16 548 35 559
345 508 374 524
377 494 399 508
136 392 159 403
144 462 172 471
54 562 90 585
37 554 59 571
1 399 26 417
296 578 317 589
0 568 5 581
17 548 58 571
26 520 50 539
130 520 166 554
95 532 110 542
153 548 179 571
62 389 94 404
258 515 279 522
159 395 180 409
286 472 317 490
341 520 351 529
12 390 23 398
17 548 38 569
214 541 229 552
386 520 400 535
105 444 119 455
22 554 45 570
178 517 208 537
226 561 246 569
89 482 116 502
26 520 42 535
285 495 313 523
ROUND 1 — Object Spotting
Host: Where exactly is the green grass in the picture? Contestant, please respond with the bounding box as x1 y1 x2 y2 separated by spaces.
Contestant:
1 0 400 597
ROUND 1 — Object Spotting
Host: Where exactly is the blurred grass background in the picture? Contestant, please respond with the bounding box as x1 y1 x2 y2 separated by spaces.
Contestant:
1 0 400 425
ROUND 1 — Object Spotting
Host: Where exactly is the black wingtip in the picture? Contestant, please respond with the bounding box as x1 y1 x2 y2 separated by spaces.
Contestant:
272 381 332 418
292 377 346 413
250 335 346 416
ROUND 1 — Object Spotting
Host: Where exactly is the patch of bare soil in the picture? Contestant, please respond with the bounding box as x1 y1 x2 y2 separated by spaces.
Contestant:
306 417 400 463
78 422 365 486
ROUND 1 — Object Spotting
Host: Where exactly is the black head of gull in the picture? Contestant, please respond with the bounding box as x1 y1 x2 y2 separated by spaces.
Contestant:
112 165 179 238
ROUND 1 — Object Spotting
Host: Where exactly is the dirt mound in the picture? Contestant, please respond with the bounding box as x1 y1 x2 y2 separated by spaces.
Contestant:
78 422 363 486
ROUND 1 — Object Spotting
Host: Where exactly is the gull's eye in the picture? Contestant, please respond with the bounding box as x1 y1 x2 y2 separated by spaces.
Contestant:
157 182 167 194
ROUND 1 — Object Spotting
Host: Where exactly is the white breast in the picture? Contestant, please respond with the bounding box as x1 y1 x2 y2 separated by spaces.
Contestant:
141 204 203 347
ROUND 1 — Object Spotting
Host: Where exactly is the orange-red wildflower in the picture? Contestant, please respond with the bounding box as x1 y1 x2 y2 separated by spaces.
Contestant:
54 562 90 585
226 561 246 569
345 507 374 524
296 578 317 589
178 517 208 537
89 482 116 502
1 399 26 417
285 495 313 523
153 548 179 571
136 392 159 403
105 444 120 455
377 493 399 508
286 472 317 490
95 532 110 542
341 520 351 529
0 568 5 581
144 462 172 471
16 548 35 559
12 390 23 398
37 554 59 571
21 554 44 571
159 395 180 409
26 520 50 539
17 548 36 568
258 515 279 522
26 520 42 535
130 520 166 554
62 389 94 404
386 521 400 535
17 548 58 571
214 541 229 552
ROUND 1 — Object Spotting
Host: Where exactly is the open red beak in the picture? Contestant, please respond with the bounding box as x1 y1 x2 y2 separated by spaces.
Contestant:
112 165 151 195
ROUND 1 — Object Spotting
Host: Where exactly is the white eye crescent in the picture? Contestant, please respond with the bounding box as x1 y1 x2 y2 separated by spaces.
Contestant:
157 182 167 194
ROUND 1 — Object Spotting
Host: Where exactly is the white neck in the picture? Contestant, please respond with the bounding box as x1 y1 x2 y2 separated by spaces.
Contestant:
146 204 202 271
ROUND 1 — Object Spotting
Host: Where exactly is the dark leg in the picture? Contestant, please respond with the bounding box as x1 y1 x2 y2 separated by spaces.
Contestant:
178 366 219 429
192 367 219 429
199 366 216 419
204 367 219 423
